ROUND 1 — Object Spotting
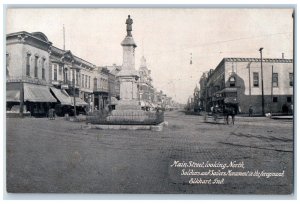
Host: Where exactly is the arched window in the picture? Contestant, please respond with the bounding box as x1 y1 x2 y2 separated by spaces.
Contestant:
229 76 236 87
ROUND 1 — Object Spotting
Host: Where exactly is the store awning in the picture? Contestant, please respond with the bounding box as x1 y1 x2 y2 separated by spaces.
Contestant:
24 83 57 102
50 87 72 105
7 90 20 102
71 97 88 106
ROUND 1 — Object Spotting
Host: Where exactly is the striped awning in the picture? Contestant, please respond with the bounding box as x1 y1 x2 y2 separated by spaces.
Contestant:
50 87 72 105
71 97 88 106
24 83 57 102
7 90 20 102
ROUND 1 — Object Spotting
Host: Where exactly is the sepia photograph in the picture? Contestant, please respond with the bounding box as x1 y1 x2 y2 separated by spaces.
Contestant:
4 6 294 195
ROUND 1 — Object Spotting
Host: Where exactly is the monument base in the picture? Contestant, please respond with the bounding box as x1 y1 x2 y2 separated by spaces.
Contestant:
115 100 141 110
84 122 166 132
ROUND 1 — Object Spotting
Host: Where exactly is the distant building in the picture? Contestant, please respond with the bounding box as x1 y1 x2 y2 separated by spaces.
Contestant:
199 73 207 110
49 46 94 115
204 57 293 114
93 67 109 110
138 56 154 109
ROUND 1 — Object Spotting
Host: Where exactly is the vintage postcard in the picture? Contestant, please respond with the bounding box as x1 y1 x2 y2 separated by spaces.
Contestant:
5 7 294 194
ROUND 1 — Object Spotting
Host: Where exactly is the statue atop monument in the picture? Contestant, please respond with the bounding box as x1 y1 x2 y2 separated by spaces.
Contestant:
126 15 133 37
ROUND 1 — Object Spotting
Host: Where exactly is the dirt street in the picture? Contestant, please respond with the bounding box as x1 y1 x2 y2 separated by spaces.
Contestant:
6 111 293 194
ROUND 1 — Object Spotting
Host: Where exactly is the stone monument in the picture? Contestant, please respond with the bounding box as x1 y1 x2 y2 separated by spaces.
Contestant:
106 15 145 123
115 15 140 110
87 15 164 129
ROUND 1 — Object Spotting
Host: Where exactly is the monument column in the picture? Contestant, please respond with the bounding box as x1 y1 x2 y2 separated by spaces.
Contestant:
116 15 140 110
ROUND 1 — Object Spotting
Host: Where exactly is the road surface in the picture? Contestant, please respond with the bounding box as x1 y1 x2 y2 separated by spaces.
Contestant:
6 111 293 194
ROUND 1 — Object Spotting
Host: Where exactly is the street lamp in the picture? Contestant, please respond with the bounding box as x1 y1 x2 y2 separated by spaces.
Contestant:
259 47 265 116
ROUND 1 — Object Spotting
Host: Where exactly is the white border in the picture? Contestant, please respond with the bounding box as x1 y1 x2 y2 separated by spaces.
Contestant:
1 0 299 202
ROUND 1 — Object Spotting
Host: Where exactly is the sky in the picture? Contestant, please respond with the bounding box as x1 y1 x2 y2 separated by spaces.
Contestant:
6 8 293 104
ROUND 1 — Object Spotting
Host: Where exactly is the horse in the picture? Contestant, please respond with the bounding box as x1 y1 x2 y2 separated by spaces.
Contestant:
223 106 236 125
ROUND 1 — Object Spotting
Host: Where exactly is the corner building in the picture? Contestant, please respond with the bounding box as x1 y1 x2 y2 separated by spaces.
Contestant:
205 58 293 114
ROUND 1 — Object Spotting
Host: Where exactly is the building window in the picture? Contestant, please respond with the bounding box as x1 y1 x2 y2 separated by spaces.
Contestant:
289 73 293 87
76 70 79 86
6 53 9 76
82 74 84 87
94 78 97 89
34 56 38 78
64 69 68 83
287 96 292 103
42 58 46 80
229 76 236 87
85 75 87 88
59 65 62 75
253 72 259 87
88 76 91 88
273 97 278 103
54 64 58 81
26 53 31 76
272 73 278 87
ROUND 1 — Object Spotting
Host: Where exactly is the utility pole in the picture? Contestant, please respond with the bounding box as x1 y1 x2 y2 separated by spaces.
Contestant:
72 61 76 117
19 83 24 117
259 47 265 116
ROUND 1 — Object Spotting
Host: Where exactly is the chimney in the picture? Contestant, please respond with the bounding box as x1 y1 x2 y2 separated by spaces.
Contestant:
282 53 285 59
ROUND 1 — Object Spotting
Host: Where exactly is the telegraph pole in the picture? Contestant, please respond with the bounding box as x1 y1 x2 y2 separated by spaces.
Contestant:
72 61 76 117
259 47 265 116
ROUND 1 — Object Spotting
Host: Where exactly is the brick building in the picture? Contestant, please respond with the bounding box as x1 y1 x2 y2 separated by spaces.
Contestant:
204 57 293 115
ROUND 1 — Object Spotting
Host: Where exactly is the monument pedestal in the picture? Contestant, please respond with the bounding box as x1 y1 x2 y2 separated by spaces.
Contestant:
99 15 163 127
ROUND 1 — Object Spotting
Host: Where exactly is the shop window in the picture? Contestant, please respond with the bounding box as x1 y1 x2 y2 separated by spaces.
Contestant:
253 72 259 87
272 73 278 87
287 96 292 103
273 97 278 103
229 76 236 87
289 73 293 87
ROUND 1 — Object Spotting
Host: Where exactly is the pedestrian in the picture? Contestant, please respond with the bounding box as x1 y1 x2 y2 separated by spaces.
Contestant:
249 105 253 117
48 108 55 120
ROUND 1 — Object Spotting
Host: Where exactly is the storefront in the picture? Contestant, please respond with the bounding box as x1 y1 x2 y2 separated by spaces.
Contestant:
7 82 57 117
